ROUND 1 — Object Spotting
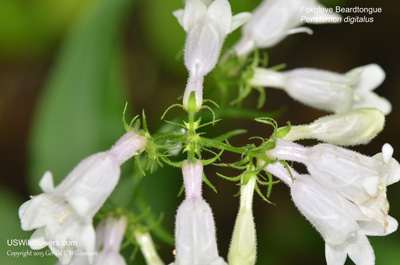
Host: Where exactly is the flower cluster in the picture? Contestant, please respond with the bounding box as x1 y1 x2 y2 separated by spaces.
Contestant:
19 131 147 264
18 0 399 265
265 162 398 265
264 138 400 264
174 0 251 109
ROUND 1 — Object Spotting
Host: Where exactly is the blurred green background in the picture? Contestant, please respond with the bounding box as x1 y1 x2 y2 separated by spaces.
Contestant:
0 0 399 264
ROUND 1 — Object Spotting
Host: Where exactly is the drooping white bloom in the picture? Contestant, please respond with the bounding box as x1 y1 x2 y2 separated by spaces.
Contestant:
249 64 391 115
134 230 165 265
283 108 385 146
228 173 257 265
170 160 227 265
61 216 129 265
234 0 341 56
92 216 128 265
173 0 251 109
265 162 398 265
19 131 147 264
267 139 400 231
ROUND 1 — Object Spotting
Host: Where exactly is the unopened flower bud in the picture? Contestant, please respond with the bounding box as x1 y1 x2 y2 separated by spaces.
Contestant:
284 108 385 146
228 174 257 265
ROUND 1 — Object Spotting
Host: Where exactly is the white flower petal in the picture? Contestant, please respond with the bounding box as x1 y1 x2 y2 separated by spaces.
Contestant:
291 176 360 245
39 171 55 193
184 21 222 76
29 227 47 250
230 12 252 32
359 215 398 236
382 143 394 164
94 252 127 265
285 26 313 36
346 233 375 265
285 68 354 113
208 0 232 34
56 152 120 217
351 64 386 92
174 199 227 265
172 9 184 28
234 0 339 54
67 196 91 219
325 243 347 265
70 223 96 263
352 92 392 115
19 194 66 231
362 176 380 197
182 0 208 32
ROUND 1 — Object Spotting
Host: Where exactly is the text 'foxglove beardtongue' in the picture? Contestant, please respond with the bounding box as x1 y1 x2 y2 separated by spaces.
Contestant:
134 230 165 265
265 162 398 265
228 173 257 265
283 108 385 146
234 0 341 56
173 0 251 109
249 64 391 114
170 160 227 265
267 139 400 231
18 131 147 265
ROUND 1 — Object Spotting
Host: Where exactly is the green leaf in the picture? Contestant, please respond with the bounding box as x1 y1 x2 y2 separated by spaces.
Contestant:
28 0 135 192
203 174 218 193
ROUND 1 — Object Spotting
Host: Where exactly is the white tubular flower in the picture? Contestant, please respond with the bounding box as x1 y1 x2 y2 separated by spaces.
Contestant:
171 160 227 265
57 216 129 265
92 216 128 265
19 131 147 264
228 173 257 265
182 160 204 201
173 199 227 265
249 64 391 115
265 162 398 265
234 0 341 55
173 0 251 109
283 108 385 146
134 230 165 265
267 139 400 231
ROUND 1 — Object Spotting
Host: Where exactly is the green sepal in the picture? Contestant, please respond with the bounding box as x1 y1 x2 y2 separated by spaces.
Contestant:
122 102 139 132
177 183 185 197
255 183 272 204
277 121 292 138
216 172 242 182
241 172 254 185
186 91 199 113
280 160 295 183
160 156 184 168
203 173 218 193
135 155 146 177
201 149 224 165
213 129 247 142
